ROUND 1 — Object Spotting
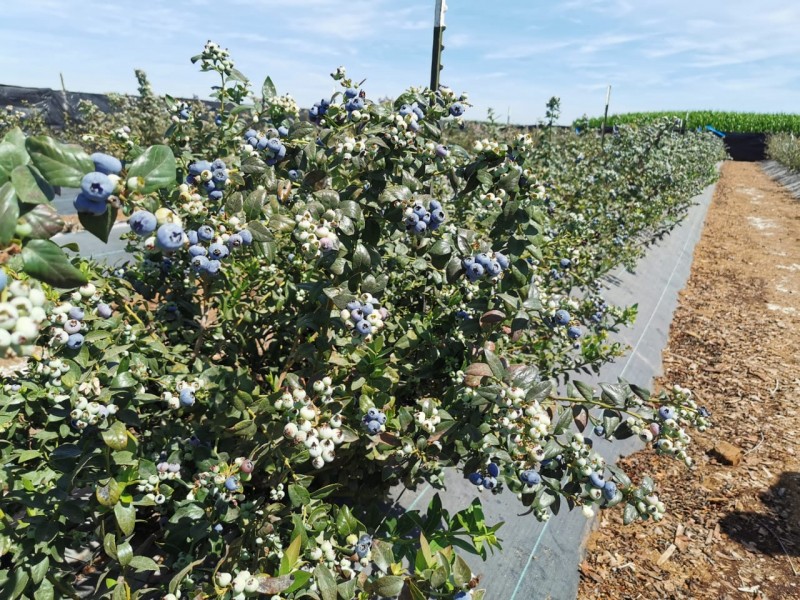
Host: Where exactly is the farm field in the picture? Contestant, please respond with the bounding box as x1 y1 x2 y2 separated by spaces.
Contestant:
582 111 800 134
578 161 800 599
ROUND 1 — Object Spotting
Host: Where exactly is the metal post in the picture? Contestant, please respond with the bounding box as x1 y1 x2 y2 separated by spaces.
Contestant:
601 84 612 143
430 0 447 90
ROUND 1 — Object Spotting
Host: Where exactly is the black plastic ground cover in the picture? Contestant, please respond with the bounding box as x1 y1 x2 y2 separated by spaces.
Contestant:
761 160 800 199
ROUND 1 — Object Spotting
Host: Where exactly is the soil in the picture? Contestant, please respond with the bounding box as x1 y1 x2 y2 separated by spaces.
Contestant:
578 161 800 600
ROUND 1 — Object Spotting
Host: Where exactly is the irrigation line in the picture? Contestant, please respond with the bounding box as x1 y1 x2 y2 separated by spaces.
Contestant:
508 187 710 600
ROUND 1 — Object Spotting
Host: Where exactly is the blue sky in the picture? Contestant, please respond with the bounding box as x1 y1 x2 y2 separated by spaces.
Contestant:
2 0 799 124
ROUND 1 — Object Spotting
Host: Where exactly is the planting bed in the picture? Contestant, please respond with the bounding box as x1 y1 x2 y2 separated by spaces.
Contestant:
578 161 800 599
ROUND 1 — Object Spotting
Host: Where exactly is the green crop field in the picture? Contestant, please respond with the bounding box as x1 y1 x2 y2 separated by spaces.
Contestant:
580 111 800 134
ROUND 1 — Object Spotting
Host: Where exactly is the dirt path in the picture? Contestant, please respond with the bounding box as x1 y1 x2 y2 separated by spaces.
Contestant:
578 161 800 600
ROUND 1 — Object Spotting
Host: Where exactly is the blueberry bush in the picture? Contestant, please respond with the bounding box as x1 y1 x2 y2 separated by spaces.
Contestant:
0 42 725 600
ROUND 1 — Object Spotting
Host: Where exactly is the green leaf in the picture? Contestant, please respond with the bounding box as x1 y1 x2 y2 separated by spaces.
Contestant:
11 164 54 205
623 502 638 525
606 464 632 488
574 380 595 402
262 76 277 100
168 556 205 594
116 542 133 567
352 242 370 270
0 181 18 245
287 484 310 508
0 141 29 184
335 505 358 538
453 554 472 587
244 188 266 220
128 556 159 572
225 191 243 214
17 203 64 240
278 535 302 576
483 348 505 379
428 238 452 256
32 577 53 600
379 185 411 205
371 540 394 574
25 136 94 187
169 503 205 523
127 145 176 193
21 239 87 288
96 478 122 507
30 556 49 585
373 576 404 597
114 502 136 536
104 533 118 560
78 205 117 243
102 421 129 451
313 564 337 600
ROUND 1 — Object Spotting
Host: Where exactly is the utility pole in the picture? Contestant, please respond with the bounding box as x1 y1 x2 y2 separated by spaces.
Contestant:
600 85 612 143
430 0 447 90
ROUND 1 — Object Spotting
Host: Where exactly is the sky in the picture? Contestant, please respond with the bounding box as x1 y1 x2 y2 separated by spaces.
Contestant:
2 0 799 124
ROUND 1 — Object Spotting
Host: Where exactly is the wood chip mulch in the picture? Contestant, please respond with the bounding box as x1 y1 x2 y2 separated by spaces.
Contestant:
578 161 800 600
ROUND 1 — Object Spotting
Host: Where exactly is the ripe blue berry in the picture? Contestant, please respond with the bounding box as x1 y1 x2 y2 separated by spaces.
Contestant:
367 408 380 420
474 253 491 268
588 471 605 489
466 263 485 281
74 193 107 216
188 244 207 257
567 326 582 339
365 420 381 434
520 470 541 486
487 462 500 478
197 225 214 242
91 152 122 175
224 476 238 491
188 160 212 176
554 309 571 326
186 230 198 245
66 333 84 350
486 260 502 277
482 476 497 490
238 230 253 245
156 223 185 252
278 125 289 137
449 103 465 117
68 307 85 321
208 243 229 260
344 88 358 98
602 481 617 501
560 258 572 268
96 303 113 318
0 269 6 292
266 138 283 153
227 234 243 248
80 172 115 202
468 472 484 486
179 388 195 406
191 255 209 270
494 252 510 269
355 319 371 335
593 425 605 437
202 260 221 276
658 406 675 420
435 144 449 157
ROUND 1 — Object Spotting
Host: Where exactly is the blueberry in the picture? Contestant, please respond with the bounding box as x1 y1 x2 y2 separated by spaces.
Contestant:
238 230 253 245
449 103 465 117
487 462 500 478
127 211 157 236
567 326 582 339
658 406 675 420
256 136 268 150
435 144 449 158
602 481 617 501
554 309 571 326
288 169 300 180
376 411 387 425
346 97 365 112
156 223 185 252
227 234 243 248
0 269 6 292
211 168 228 184
278 126 289 137
468 472 484 486
405 212 419 227
224 476 238 491
355 319 371 335
412 105 425 119
474 253 491 268
213 523 224 533
462 257 474 270
186 230 198 245
344 87 358 99
266 138 283 154
486 260 502 277
90 152 122 175
365 419 381 434
80 172 115 202
211 159 226 170
430 209 446 224
244 129 257 139
560 258 572 268
593 425 605 437
96 303 113 318
466 263 485 281
188 160 212 176
68 307 85 321
454 593 470 600
202 259 221 276
191 255 209 270
588 471 605 489
482 476 497 490
699 407 711 418
413 220 427 235
429 199 442 211
66 333 84 350
215 115 223 126
346 301 362 311
188 244 207 257
367 407 380 420
520 470 541 486
208 243 229 260
495 252 509 270
197 225 215 242
74 193 107 216
179 388 195 406
178 108 190 120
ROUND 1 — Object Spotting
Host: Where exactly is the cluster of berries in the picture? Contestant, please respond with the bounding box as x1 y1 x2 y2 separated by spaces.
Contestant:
214 570 261 598
585 470 621 505
397 102 425 132
413 400 442 434
340 294 388 340
185 158 229 202
552 308 582 339
137 473 169 505
344 87 365 113
49 301 96 352
174 102 191 121
308 98 331 123
199 40 235 76
467 461 501 491
462 251 510 282
283 404 346 470
0 273 48 358
243 129 287 164
162 380 203 410
194 463 244 504
589 297 609 323
293 211 338 260
352 533 373 559
404 199 446 236
68 392 119 431
74 152 123 216
362 407 387 435
187 223 252 277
